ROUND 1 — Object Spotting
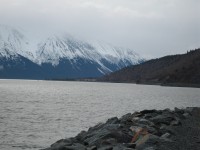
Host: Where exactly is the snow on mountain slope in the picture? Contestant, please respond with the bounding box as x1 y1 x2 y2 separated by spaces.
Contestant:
90 41 141 65
36 35 96 65
36 35 142 69
0 25 144 76
0 25 35 60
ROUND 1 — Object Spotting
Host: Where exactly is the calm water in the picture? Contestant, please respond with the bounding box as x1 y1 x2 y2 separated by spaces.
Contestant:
0 80 200 150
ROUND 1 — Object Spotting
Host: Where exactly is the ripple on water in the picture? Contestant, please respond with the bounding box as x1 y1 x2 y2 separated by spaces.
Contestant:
0 80 200 150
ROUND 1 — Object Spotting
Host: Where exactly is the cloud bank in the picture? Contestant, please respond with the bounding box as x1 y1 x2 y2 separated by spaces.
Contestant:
0 0 199 58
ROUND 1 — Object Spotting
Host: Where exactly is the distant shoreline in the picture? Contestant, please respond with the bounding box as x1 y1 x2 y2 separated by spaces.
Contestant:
47 78 200 88
1 78 200 88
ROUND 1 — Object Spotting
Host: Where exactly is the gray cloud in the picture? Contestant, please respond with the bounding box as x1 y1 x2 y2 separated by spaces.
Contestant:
0 0 199 58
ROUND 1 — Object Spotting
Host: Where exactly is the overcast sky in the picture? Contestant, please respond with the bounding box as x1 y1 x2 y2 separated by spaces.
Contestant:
0 0 199 58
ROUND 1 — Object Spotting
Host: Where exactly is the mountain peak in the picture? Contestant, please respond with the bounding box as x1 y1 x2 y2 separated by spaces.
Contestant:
0 25 144 79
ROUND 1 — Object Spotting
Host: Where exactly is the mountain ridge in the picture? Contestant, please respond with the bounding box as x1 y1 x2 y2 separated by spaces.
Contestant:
0 25 144 79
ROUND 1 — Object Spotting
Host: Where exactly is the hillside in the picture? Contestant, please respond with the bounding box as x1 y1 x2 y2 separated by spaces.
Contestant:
100 48 200 87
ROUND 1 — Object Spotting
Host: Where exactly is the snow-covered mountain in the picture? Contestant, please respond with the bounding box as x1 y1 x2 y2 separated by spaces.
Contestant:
0 25 144 79
0 25 34 60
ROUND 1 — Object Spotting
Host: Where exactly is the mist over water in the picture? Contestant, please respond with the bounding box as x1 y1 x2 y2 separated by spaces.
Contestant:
0 80 200 150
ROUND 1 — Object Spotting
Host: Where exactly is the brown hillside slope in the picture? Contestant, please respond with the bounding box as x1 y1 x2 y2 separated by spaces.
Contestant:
100 48 200 87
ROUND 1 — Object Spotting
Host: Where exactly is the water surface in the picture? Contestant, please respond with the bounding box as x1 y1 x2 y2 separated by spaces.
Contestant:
0 80 200 149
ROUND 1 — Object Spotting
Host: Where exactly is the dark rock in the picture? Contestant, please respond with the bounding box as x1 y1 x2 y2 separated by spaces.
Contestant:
123 143 136 148
140 110 157 115
106 117 119 124
104 124 121 130
183 112 190 118
150 114 174 125
132 112 143 117
88 123 105 133
159 125 176 136
84 129 132 147
87 146 97 150
160 133 170 139
143 147 155 150
98 146 113 150
76 131 87 141
64 143 86 150
145 126 157 135
163 108 171 112
131 117 140 122
174 107 184 114
138 119 154 126
49 138 74 150
101 138 117 146
83 123 120 145
112 144 135 150
120 113 133 124
107 130 132 143
143 113 158 119
185 107 194 114
84 129 111 146
170 119 181 126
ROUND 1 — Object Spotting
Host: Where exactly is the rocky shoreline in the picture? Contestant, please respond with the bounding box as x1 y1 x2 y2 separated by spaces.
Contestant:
43 107 200 150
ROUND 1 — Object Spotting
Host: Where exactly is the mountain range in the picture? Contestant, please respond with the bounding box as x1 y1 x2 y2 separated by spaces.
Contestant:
100 48 200 87
0 25 144 79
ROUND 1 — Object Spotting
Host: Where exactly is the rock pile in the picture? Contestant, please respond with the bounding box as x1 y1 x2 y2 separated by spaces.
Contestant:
43 107 200 150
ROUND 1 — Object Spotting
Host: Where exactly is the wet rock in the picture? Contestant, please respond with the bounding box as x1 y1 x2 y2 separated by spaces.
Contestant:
49 138 74 150
163 108 171 113
110 143 136 150
131 117 140 122
106 117 119 124
76 131 88 141
84 129 111 146
185 107 194 114
143 113 158 119
120 113 132 124
123 143 136 149
101 138 117 146
64 143 86 150
132 112 143 117
88 123 105 133
170 119 181 126
87 146 97 150
145 126 157 135
174 107 184 114
183 112 190 118
159 125 176 136
98 146 113 150
104 124 121 130
143 147 155 150
140 110 157 115
160 133 170 139
150 114 174 125
83 123 121 146
84 129 132 147
138 119 154 126
159 124 167 130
